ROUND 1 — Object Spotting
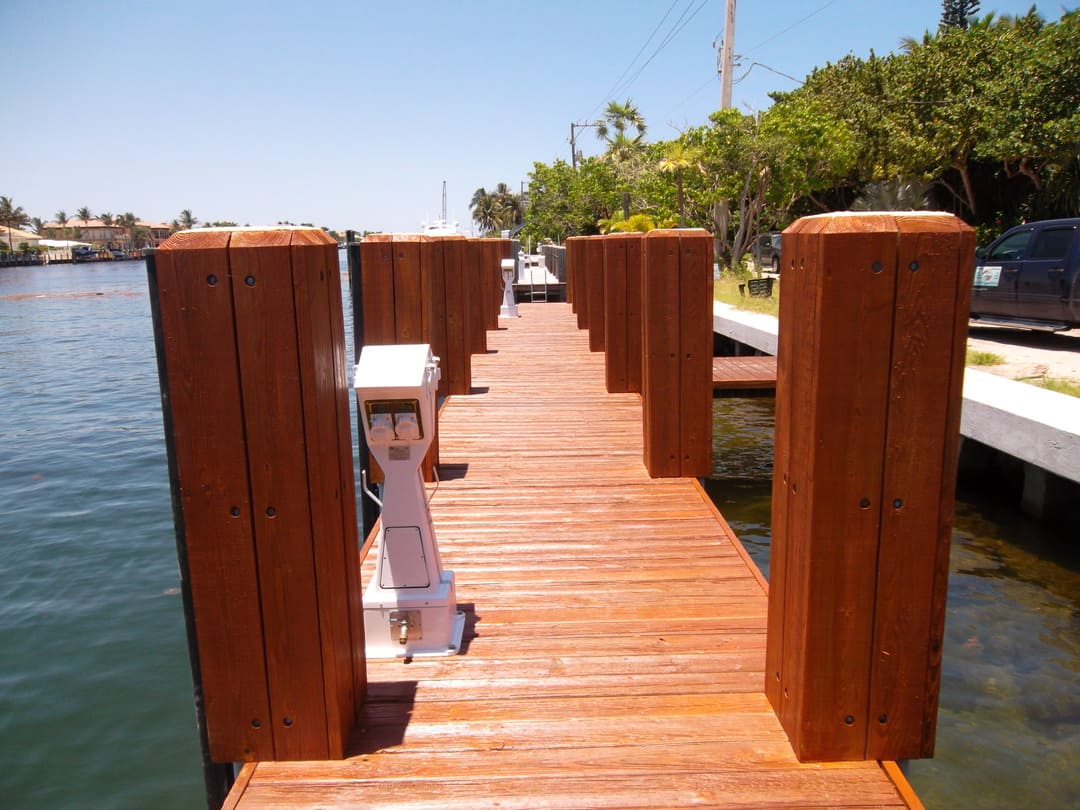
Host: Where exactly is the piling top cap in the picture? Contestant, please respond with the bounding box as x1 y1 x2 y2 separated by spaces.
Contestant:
158 225 335 250
786 211 973 235
172 225 326 234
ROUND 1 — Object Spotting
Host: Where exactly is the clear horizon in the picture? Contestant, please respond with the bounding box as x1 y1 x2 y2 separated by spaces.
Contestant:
3 0 1058 234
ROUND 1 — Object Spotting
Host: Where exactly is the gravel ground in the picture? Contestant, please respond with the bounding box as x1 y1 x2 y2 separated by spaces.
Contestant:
966 324 1080 383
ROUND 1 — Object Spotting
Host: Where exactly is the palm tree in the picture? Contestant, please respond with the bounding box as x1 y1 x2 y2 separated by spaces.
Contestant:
130 225 151 249
117 212 137 248
470 190 499 235
470 187 488 211
30 216 46 234
100 212 114 227
850 178 932 211
76 206 93 229
595 99 647 145
658 142 704 225
596 99 648 220
178 209 198 230
492 182 523 230
0 196 30 251
55 209 69 240
470 184 524 235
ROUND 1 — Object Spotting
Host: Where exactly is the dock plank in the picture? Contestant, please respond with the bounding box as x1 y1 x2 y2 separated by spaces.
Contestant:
228 303 913 809
712 355 778 390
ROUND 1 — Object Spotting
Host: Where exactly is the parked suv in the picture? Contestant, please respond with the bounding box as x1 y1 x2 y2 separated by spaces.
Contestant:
751 232 782 272
971 218 1080 331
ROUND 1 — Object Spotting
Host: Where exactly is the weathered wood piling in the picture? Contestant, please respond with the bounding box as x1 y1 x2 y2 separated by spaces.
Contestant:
148 228 364 765
766 212 974 761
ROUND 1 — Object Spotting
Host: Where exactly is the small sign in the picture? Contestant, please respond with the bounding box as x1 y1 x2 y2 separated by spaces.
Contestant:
389 445 411 461
974 265 1002 287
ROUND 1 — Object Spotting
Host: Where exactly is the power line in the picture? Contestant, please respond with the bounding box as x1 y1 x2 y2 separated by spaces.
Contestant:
740 0 840 57
618 0 710 96
734 61 804 86
589 0 710 117
590 0 681 117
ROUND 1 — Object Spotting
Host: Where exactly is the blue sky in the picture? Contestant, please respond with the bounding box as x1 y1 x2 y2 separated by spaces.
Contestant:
2 0 1062 234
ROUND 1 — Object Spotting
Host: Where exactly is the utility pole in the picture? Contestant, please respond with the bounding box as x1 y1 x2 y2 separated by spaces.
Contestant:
569 121 599 169
718 0 736 109
715 0 737 272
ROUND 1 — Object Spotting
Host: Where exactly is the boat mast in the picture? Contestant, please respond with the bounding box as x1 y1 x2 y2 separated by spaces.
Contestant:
441 180 447 224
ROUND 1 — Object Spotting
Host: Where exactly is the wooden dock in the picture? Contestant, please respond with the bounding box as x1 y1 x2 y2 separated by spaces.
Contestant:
712 355 778 391
224 303 917 809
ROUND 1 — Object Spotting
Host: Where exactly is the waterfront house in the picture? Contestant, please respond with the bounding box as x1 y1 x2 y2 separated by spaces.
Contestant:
2 226 42 251
43 219 174 248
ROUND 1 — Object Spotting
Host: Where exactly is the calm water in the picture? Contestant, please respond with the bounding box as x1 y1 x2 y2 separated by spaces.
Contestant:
708 397 1080 810
0 262 1076 808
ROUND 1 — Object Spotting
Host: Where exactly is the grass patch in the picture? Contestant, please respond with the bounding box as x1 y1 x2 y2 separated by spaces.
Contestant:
1023 376 1080 398
966 348 1005 366
714 273 780 317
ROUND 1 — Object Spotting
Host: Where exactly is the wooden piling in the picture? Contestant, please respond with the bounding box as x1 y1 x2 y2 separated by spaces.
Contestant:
355 234 446 481
603 233 644 394
565 236 586 325
585 236 606 352
464 238 487 356
478 238 504 331
425 234 468 397
391 234 423 344
149 227 363 764
640 229 713 478
766 212 974 762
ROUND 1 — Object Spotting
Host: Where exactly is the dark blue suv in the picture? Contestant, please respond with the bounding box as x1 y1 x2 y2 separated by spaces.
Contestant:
751 232 782 273
971 218 1080 331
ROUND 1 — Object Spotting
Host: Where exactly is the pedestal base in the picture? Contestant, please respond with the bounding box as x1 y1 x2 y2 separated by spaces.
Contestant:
363 570 465 658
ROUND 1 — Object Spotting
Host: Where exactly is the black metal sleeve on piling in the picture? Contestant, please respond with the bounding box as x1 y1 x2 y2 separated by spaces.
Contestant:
145 249 236 810
346 240 380 539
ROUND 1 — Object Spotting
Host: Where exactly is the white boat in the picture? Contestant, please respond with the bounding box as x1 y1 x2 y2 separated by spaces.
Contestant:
420 181 461 236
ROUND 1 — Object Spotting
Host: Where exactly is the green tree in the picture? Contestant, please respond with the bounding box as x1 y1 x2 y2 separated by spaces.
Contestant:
679 109 771 269
0 196 30 251
117 212 138 248
30 216 46 234
979 10 1080 203
657 141 704 225
889 15 1034 217
178 209 198 230
130 225 151 249
940 0 980 29
760 96 859 214
521 158 618 244
493 182 523 229
99 212 114 227
850 178 932 210
596 99 647 144
470 189 499 235
596 99 648 219
520 161 578 243
55 209 69 240
76 206 93 229
469 184 524 236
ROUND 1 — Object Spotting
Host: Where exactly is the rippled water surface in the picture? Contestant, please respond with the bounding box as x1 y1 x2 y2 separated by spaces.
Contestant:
707 396 1080 809
1 264 1076 808
1 262 206 807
